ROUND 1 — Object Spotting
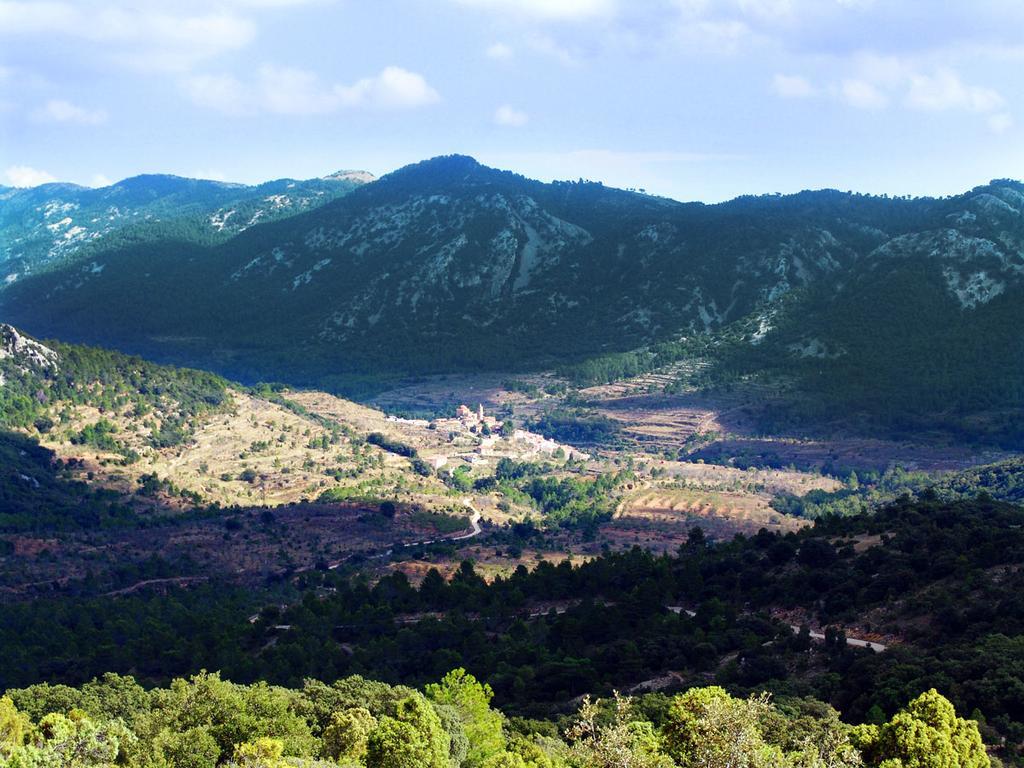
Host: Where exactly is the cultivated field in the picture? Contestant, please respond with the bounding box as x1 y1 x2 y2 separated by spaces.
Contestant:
609 486 807 551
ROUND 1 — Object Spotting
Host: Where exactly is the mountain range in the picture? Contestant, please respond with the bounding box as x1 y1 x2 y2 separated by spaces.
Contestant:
1 155 1022 443
0 169 373 282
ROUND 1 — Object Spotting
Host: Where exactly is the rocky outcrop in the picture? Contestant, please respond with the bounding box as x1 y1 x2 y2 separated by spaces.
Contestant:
0 324 58 384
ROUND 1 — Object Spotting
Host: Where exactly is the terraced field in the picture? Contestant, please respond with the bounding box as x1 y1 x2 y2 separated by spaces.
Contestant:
607 487 807 551
40 390 450 511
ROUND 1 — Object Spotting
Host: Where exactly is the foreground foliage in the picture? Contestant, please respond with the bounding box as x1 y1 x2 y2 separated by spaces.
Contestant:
0 672 989 768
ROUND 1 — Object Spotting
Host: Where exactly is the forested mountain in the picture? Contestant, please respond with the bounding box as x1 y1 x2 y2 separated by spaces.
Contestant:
0 170 373 283
2 156 1023 440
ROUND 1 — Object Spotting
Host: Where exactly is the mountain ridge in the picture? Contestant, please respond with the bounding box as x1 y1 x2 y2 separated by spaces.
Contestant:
2 156 1023 443
0 169 375 284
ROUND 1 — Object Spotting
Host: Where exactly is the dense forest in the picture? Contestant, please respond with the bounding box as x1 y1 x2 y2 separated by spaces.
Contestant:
3 496 1023 764
0 668 991 767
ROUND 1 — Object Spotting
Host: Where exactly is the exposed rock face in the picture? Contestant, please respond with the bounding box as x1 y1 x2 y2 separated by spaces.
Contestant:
324 170 377 184
0 324 58 384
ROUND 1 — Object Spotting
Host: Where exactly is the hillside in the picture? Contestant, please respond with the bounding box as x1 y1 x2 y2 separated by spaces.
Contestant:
0 170 373 283
0 326 651 592
2 157 1022 443
0 325 476 529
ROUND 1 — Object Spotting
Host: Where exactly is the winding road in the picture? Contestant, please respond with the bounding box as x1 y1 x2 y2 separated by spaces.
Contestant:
449 500 483 541
326 499 483 569
667 606 887 652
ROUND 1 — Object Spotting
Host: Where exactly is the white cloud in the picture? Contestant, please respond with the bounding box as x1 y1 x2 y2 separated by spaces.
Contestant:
452 0 615 22
825 57 1008 124
988 113 1013 134
526 34 580 65
0 2 256 72
35 98 107 125
258 65 341 114
737 0 795 22
335 66 441 109
0 1 74 33
182 73 250 114
486 42 514 60
762 58 1013 136
771 73 814 98
841 78 887 109
4 165 57 187
852 53 909 88
184 65 440 115
434 0 1024 69
671 17 754 56
89 173 113 187
905 69 1003 112
494 104 528 126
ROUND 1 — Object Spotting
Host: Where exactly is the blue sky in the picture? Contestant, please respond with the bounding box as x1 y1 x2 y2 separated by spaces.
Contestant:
2 0 1023 202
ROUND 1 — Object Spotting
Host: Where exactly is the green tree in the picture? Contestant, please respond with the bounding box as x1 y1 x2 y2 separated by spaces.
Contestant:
233 737 286 768
566 695 673 768
367 718 437 768
5 710 134 768
505 734 567 768
483 754 528 768
0 697 31 757
432 703 470 768
323 707 377 763
365 696 449 768
141 672 315 764
661 686 786 768
854 689 989 768
151 726 220 768
426 668 506 768
765 700 862 768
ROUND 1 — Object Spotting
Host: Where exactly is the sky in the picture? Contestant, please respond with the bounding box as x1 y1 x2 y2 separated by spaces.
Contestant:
2 0 1024 202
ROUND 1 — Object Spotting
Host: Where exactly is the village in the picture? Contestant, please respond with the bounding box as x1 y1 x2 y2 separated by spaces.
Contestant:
386 403 590 473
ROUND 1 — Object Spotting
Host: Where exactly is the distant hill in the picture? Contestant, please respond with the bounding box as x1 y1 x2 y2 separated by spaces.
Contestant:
0 170 374 282
2 156 1023 443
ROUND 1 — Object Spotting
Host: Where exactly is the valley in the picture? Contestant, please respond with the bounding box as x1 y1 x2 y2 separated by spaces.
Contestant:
4 158 1024 451
2 162 1024 766
2 321 1016 621
8 4 1024 764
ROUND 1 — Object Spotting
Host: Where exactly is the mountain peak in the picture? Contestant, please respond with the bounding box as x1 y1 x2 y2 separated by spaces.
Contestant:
366 155 525 197
323 169 377 184
386 155 486 179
